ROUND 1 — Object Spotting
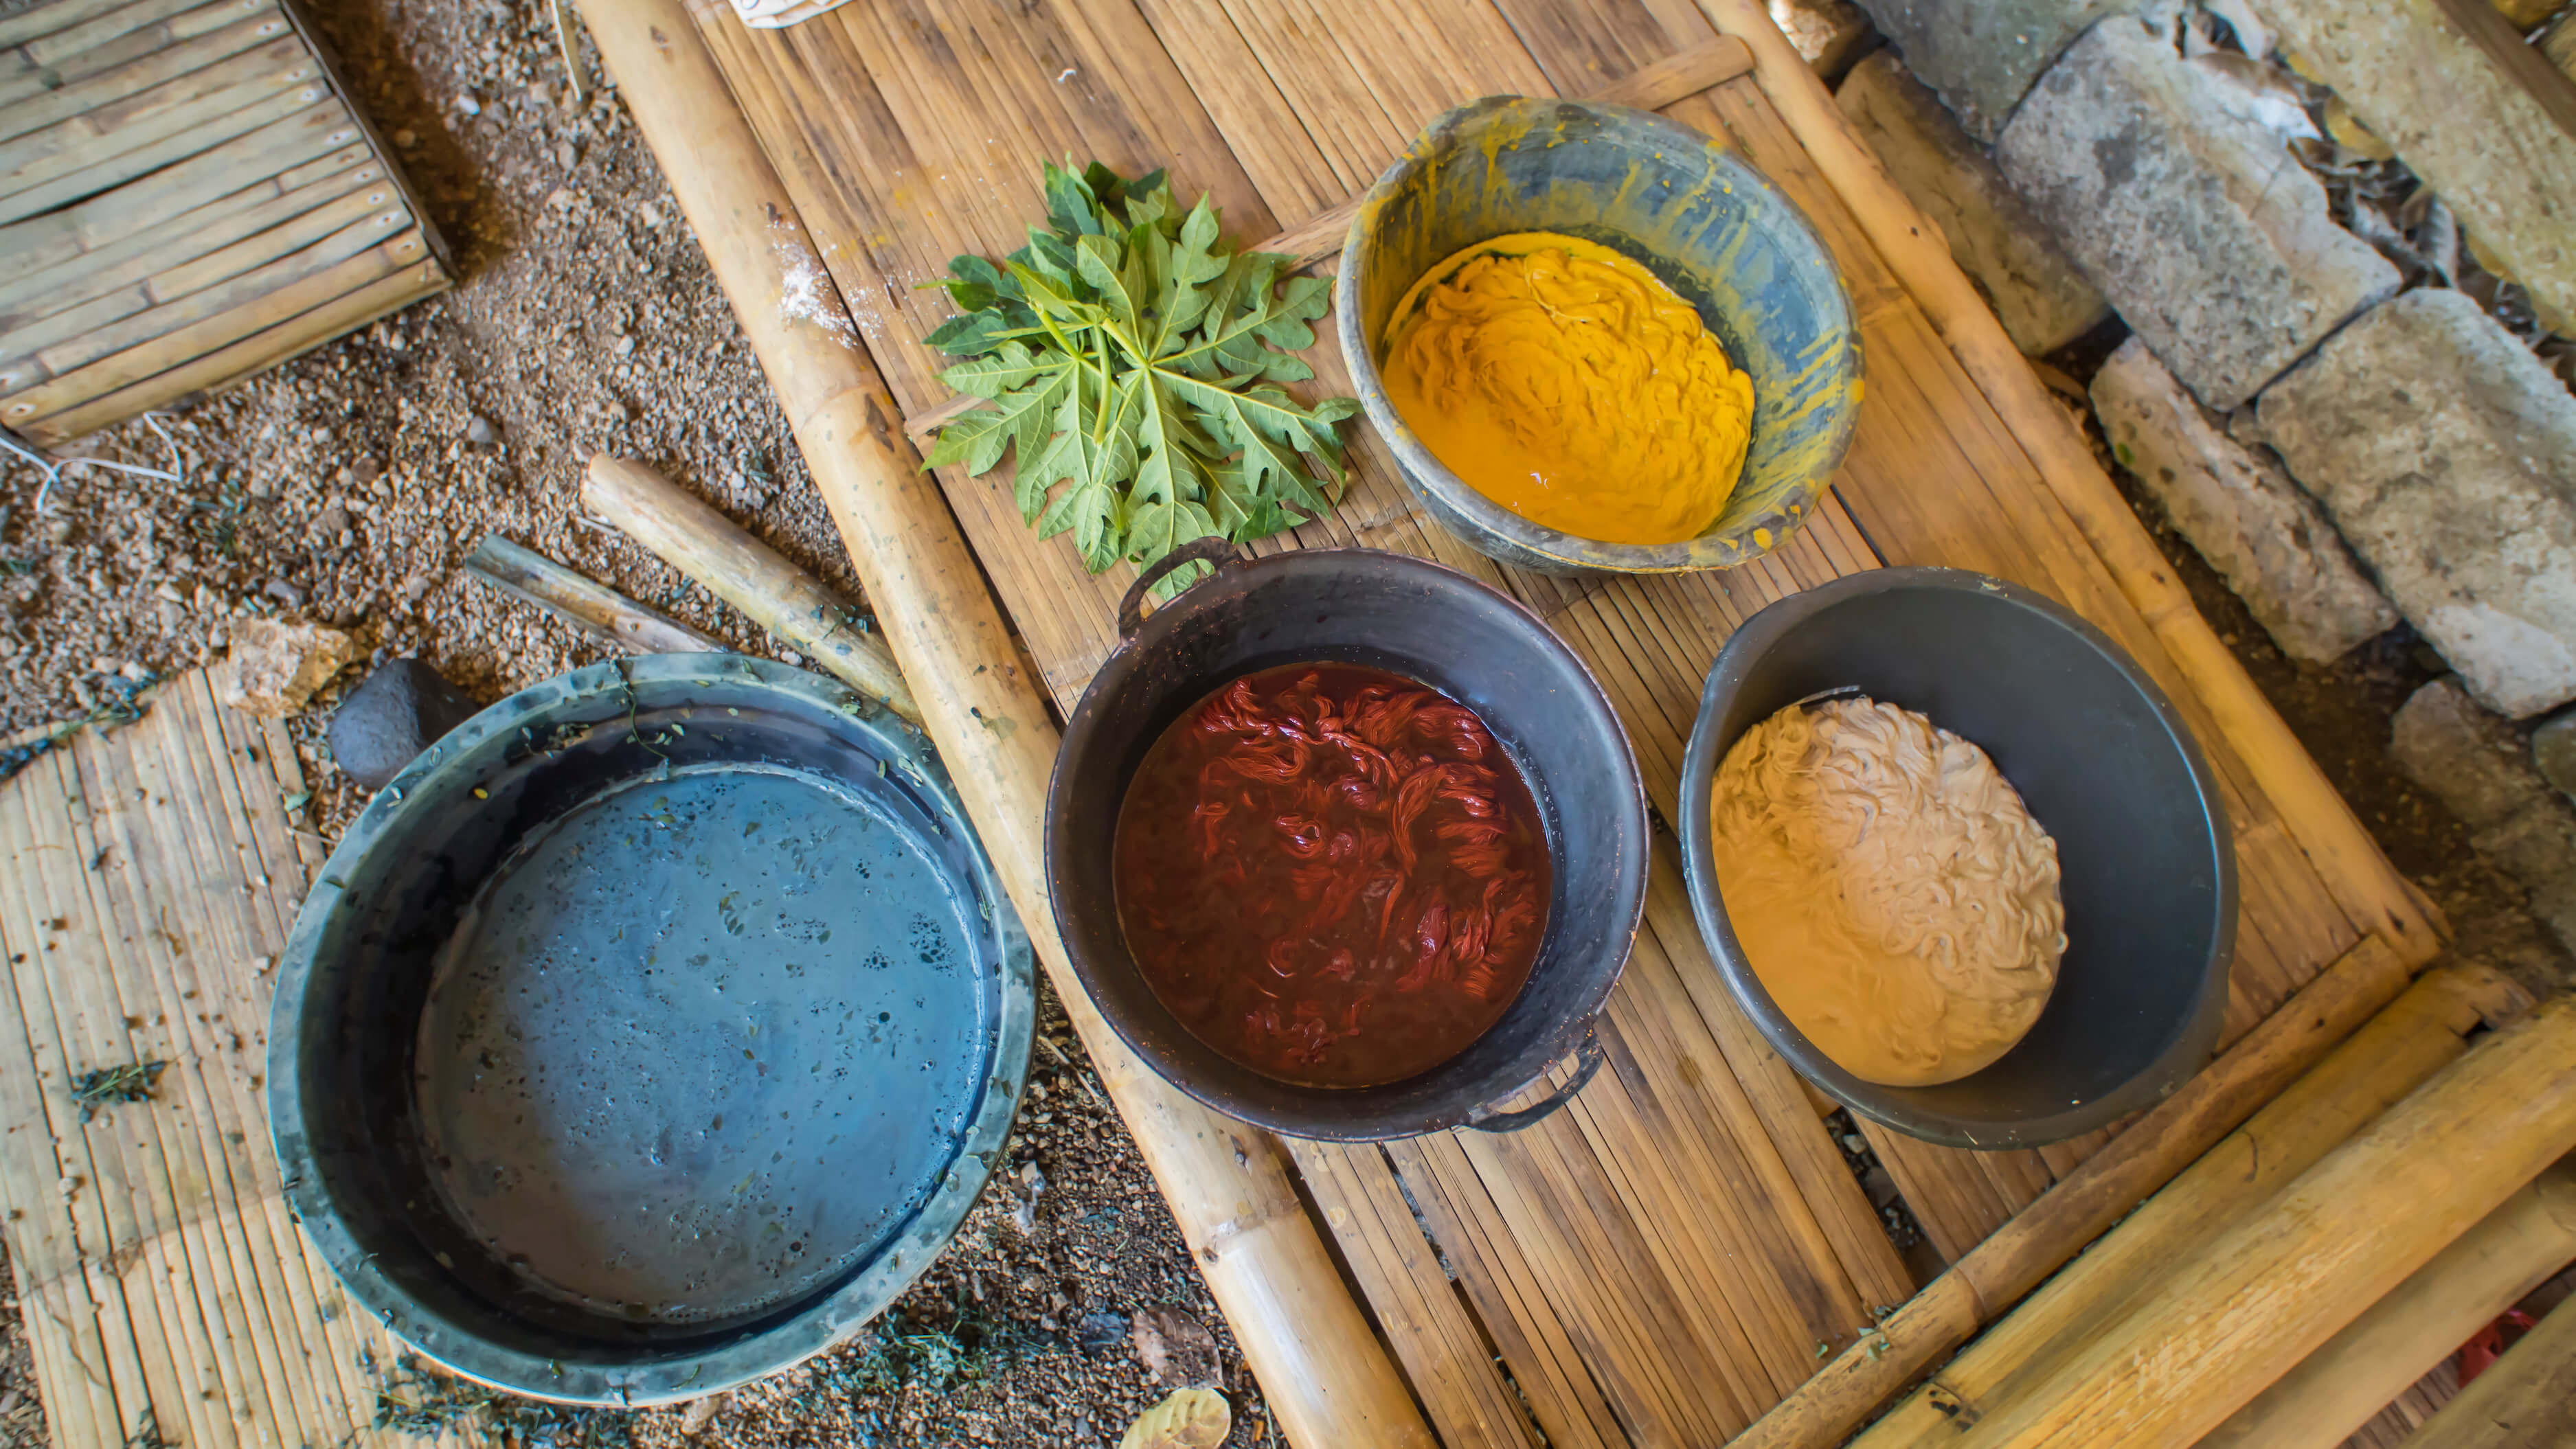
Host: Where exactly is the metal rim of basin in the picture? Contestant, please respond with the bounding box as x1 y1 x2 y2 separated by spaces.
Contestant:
268 654 1035 1406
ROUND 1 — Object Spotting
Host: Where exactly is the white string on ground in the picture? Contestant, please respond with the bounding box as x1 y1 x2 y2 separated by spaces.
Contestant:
1 413 187 512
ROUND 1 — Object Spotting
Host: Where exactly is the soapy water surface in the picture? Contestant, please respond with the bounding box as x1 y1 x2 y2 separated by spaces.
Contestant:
414 762 987 1326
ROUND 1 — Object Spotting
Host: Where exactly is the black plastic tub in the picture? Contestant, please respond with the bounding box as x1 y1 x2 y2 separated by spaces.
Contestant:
1678 567 2235 1148
269 656 1034 1404
1046 538 1647 1141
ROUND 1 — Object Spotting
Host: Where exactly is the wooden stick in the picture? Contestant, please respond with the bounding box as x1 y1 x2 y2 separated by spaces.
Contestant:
1688 0 2446 961
1726 934 2415 1449
2200 1158 2576 1449
464 535 724 654
1849 963 2527 1449
1951 992 2576 1449
2399 1290 2576 1449
583 6 1435 1446
898 33 1755 444
580 455 920 723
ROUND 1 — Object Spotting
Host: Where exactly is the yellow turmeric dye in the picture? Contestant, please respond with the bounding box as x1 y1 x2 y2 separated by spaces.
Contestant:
1381 232 1756 547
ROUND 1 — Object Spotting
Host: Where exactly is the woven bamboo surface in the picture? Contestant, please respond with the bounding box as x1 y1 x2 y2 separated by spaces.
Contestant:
0 0 449 448
677 0 2450 1441
0 672 437 1449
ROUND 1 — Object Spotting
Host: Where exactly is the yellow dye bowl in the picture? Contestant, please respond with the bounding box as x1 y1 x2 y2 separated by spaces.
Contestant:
1338 96 1862 573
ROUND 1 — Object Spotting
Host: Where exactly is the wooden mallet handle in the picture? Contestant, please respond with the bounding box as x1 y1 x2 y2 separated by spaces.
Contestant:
582 454 920 724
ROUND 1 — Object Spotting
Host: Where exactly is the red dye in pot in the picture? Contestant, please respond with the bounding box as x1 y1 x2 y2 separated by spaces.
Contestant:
1114 663 1552 1087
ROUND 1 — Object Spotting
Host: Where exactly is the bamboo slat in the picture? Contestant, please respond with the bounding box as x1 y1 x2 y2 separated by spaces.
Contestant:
2202 1158 2576 1449
1959 993 2576 1449
0 34 314 198
0 672 433 1449
2399 1292 2576 1449
0 158 383 349
0 3 286 146
0 0 273 112
642 0 2457 1441
0 99 363 288
2 231 429 427
1 197 409 389
15 256 444 445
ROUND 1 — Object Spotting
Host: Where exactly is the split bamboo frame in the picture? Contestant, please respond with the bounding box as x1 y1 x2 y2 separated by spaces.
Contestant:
578 5 1434 1444
1960 992 2576 1448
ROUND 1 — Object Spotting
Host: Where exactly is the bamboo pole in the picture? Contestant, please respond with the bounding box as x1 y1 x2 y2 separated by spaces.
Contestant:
581 455 918 723
1952 992 2576 1449
578 6 1434 1445
1850 963 2526 1448
462 536 724 655
1689 0 2444 960
1726 934 2417 1449
2200 1158 2576 1449
2399 1292 2576 1449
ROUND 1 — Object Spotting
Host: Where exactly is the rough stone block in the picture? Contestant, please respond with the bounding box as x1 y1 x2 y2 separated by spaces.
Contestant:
2260 288 2576 718
1846 0 2130 141
1996 13 2399 409
328 659 483 790
216 618 354 718
1838 53 2110 354
2392 677 2576 952
2090 338 2396 662
2261 0 2576 334
1770 0 1876 80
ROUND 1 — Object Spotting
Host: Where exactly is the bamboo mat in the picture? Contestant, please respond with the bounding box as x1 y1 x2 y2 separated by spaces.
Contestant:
0 672 426 1449
0 0 449 447
681 0 2447 1441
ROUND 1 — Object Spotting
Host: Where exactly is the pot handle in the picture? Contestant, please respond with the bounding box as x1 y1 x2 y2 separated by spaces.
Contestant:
1117 536 1241 639
1460 1029 1607 1134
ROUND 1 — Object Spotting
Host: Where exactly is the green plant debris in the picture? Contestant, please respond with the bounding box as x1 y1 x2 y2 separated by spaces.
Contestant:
925 159 1357 584
1 672 156 787
814 1296 1052 1404
70 1060 170 1121
373 1352 635 1449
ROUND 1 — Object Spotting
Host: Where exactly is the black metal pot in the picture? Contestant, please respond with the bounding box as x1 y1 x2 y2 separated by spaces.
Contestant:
1046 538 1647 1140
1678 568 2236 1148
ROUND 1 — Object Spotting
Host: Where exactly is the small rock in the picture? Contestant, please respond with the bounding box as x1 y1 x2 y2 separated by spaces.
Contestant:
2259 289 2576 718
1075 1310 1129 1354
457 91 482 116
2536 711 2576 806
2090 337 2394 662
216 618 357 718
350 455 383 488
1129 1304 1222 1389
263 578 307 608
464 414 501 450
677 1392 728 1437
1836 53 2107 355
327 659 482 790
1770 0 1875 79
1997 12 2398 409
2391 678 2576 952
392 127 417 148
640 201 663 227
313 502 350 537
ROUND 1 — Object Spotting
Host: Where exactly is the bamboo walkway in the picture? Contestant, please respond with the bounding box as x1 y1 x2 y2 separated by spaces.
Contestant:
0 0 449 447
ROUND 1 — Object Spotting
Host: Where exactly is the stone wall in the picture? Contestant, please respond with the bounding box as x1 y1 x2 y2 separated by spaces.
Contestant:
1838 0 2576 950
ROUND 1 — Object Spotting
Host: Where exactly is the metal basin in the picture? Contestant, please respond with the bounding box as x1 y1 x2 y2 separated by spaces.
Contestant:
269 656 1033 1404
1337 95 1862 574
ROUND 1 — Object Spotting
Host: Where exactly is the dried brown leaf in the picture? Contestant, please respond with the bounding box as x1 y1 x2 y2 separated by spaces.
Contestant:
1129 1303 1221 1389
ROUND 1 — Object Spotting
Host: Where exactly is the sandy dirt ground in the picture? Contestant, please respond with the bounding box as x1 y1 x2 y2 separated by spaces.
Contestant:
0 3 2564 1448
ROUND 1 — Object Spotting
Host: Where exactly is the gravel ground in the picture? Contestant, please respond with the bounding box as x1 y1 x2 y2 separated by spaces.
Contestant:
1 2 2567 1448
